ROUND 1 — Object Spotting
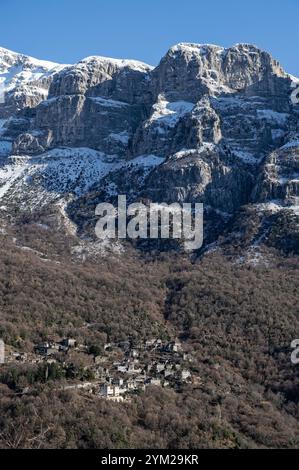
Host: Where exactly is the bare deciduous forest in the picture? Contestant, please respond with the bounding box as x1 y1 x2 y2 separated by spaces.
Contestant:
0 225 298 449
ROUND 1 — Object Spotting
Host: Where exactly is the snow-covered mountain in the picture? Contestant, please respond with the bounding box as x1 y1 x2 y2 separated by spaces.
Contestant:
0 43 298 255
0 47 67 118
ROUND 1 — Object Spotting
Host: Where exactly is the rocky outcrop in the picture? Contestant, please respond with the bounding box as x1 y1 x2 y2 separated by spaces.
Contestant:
141 145 254 213
12 132 45 155
150 43 286 101
253 139 299 205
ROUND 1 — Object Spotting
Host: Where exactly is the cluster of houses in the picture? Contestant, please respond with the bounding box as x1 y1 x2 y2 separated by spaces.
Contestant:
2 336 195 400
94 338 193 401
34 338 77 356
2 337 78 365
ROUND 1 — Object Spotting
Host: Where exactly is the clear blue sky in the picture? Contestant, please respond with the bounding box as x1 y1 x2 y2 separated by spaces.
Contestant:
1 0 298 75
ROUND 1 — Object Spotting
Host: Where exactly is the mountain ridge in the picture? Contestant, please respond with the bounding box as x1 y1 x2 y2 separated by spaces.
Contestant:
0 42 298 258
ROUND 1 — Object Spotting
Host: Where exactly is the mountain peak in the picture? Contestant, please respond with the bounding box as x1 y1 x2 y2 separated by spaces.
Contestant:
0 46 63 70
167 42 226 58
166 42 279 63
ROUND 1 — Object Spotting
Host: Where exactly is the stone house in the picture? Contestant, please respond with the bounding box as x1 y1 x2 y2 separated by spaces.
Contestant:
61 338 76 348
35 342 59 356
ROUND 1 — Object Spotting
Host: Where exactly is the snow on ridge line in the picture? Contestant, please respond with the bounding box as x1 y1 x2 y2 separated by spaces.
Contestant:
169 43 225 58
0 46 63 70
0 45 152 74
168 42 271 59
79 55 153 72
0 47 69 97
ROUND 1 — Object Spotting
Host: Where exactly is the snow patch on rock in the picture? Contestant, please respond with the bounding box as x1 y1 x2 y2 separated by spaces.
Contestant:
0 148 165 210
148 98 194 129
0 46 67 97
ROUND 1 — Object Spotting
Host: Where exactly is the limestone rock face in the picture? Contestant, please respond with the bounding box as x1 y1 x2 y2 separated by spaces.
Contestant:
18 56 153 155
0 43 298 229
150 43 285 101
175 97 222 148
221 44 285 90
10 42 291 157
8 43 293 158
49 56 152 101
142 145 254 214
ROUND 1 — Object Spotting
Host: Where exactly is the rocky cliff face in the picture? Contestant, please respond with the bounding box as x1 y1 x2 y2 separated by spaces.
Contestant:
253 138 299 205
0 43 298 253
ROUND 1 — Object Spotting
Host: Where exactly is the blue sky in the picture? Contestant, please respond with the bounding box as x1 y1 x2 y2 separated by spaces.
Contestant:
1 0 299 75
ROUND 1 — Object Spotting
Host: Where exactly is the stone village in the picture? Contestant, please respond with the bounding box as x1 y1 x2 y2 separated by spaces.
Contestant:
2 336 197 401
